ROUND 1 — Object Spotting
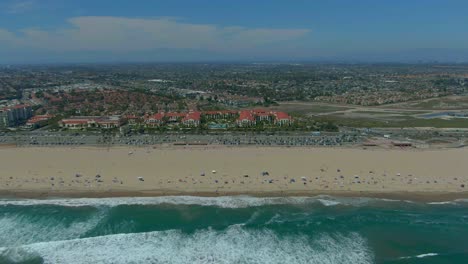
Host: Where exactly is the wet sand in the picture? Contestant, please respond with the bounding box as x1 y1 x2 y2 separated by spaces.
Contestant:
0 146 467 200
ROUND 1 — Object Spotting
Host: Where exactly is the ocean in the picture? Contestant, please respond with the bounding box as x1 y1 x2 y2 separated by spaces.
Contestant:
0 196 467 264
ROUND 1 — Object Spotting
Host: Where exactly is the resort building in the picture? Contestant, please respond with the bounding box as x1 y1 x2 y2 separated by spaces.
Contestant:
165 112 186 123
235 110 291 127
60 117 92 129
273 112 292 126
145 111 202 127
59 116 123 129
203 110 237 119
96 116 123 129
141 109 292 128
236 110 256 127
25 115 55 129
145 113 165 127
252 110 274 122
125 115 141 125
182 111 201 126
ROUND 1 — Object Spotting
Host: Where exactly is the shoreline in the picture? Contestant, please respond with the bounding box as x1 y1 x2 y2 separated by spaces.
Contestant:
2 189 468 203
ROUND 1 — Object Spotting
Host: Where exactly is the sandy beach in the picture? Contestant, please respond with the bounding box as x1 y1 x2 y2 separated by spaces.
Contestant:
0 146 467 200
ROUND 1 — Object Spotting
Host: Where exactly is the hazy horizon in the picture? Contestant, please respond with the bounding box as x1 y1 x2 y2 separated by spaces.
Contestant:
1 0 468 64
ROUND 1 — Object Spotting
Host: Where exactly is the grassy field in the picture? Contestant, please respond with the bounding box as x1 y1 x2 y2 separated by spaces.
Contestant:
388 95 468 110
351 110 429 115
268 103 351 115
317 114 468 128
271 100 468 128
394 117 468 128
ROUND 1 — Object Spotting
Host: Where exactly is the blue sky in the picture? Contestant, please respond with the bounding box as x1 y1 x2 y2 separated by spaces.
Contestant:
1 0 468 63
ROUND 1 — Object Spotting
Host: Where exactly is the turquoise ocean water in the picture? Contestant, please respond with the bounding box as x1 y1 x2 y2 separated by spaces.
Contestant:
0 196 467 264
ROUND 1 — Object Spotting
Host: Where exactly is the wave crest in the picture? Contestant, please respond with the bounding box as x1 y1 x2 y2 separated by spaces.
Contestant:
6 227 373 264
0 195 416 208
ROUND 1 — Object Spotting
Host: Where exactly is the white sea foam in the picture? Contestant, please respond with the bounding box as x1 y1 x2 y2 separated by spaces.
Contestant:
416 253 438 258
2 226 374 264
0 195 411 208
317 199 341 207
428 199 468 205
265 213 283 225
0 196 311 208
400 252 439 259
0 247 43 263
0 210 105 247
427 201 455 205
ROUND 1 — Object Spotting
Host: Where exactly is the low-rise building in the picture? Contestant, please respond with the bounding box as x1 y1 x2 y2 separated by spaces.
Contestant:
60 116 123 129
182 111 201 126
145 111 202 127
274 112 292 126
145 113 165 127
165 112 186 123
96 116 123 129
125 115 141 125
236 110 256 127
58 109 292 130
235 110 291 127
60 117 92 129
25 114 55 129
203 110 237 119
252 110 274 122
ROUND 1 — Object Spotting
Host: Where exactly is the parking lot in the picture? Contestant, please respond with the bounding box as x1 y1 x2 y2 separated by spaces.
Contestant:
0 132 363 147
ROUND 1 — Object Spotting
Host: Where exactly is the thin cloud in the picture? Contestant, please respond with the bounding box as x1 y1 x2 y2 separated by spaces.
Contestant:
0 16 310 54
6 0 36 14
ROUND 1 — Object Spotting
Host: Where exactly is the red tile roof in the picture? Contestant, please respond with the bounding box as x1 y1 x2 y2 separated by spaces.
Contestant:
274 112 291 120
183 111 201 122
26 115 54 124
148 112 165 120
2 104 31 111
61 119 90 124
238 110 255 121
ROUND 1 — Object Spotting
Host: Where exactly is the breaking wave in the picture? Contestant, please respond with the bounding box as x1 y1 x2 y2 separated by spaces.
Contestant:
0 195 423 209
0 196 466 263
0 227 373 264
